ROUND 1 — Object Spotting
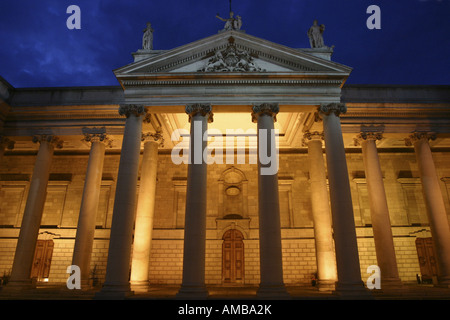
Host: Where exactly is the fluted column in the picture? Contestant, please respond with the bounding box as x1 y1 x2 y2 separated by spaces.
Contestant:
7 135 63 290
96 104 146 299
252 103 289 298
72 131 111 289
406 132 450 287
355 132 402 289
130 129 163 292
303 131 337 291
316 103 368 296
176 104 212 299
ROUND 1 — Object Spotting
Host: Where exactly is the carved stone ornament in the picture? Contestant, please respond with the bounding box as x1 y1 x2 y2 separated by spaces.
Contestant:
251 103 279 123
317 103 347 118
404 132 437 146
118 104 147 118
302 131 324 147
82 129 113 147
32 135 63 149
185 104 213 123
354 132 383 146
142 128 164 147
0 136 15 150
199 37 265 73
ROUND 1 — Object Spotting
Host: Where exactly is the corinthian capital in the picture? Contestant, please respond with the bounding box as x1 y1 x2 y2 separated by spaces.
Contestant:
185 103 213 123
119 104 147 118
404 132 437 146
353 132 383 146
302 131 324 147
317 103 347 119
142 128 164 147
0 136 15 150
251 103 279 123
32 135 63 149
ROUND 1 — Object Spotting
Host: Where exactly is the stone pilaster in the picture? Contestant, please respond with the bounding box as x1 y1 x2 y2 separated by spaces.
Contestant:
176 104 212 299
96 104 146 299
72 129 111 289
252 103 289 298
6 135 62 290
303 131 337 291
316 104 369 297
355 132 402 289
405 132 450 287
130 129 163 292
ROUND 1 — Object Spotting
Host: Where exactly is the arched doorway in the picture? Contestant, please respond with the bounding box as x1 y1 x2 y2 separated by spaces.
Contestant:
222 229 244 284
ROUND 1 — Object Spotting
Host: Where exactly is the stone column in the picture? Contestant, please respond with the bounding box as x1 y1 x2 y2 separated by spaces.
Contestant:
356 132 402 289
251 103 289 298
96 104 146 299
406 132 450 287
0 136 14 164
72 131 110 289
130 129 163 292
176 104 212 299
303 131 337 291
7 135 62 290
316 103 368 297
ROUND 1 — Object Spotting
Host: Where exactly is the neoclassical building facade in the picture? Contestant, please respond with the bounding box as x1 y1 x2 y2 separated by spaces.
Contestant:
0 23 450 298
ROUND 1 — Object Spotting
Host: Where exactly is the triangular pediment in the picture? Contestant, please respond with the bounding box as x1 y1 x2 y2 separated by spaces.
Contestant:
114 30 352 76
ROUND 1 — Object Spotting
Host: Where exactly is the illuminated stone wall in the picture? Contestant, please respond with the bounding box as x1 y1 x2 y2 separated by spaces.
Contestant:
0 149 449 286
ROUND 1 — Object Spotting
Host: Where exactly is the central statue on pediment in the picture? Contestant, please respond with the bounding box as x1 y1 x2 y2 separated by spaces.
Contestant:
216 11 242 31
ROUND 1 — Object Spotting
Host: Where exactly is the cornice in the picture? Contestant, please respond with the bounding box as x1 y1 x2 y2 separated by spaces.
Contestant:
120 78 344 87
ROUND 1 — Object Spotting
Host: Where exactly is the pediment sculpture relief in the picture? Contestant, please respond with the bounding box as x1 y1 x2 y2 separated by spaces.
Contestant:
199 37 265 72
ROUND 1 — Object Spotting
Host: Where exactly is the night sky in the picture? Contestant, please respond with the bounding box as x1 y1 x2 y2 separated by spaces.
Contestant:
1 0 449 88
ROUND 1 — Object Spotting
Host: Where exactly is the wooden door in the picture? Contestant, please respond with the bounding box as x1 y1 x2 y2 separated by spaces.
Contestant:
222 229 244 284
415 237 438 283
31 240 54 281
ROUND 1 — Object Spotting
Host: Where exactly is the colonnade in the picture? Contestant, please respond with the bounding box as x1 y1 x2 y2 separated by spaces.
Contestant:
2 102 450 298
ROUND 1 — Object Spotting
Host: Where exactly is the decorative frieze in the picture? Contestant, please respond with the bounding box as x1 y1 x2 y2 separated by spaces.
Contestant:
251 103 279 123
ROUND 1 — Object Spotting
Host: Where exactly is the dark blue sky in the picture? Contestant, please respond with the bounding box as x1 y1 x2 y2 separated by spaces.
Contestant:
1 0 449 88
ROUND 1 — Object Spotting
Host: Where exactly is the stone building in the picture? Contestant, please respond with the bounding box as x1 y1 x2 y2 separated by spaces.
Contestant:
0 20 450 299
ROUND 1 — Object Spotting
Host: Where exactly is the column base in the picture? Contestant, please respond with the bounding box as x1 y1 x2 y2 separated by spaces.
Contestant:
379 278 404 291
435 275 450 288
333 281 373 300
316 279 336 291
130 280 149 293
256 284 291 299
94 282 134 300
176 285 209 300
2 278 36 292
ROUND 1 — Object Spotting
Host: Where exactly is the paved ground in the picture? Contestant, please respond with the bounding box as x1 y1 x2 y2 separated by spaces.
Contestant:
1 283 450 300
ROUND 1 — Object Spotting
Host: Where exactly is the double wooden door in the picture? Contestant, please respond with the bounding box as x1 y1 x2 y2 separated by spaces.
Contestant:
222 229 244 284
31 240 54 281
416 237 438 283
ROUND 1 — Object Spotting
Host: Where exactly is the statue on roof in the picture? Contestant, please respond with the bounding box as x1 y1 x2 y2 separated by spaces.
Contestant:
307 20 325 48
142 22 154 50
216 11 242 31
